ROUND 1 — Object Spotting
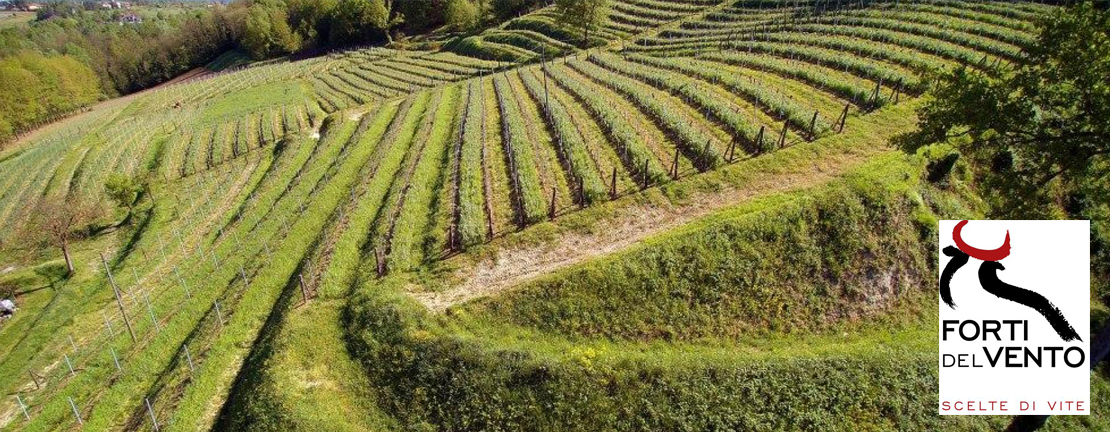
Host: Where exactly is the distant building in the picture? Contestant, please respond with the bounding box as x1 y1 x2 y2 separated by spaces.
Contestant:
119 12 140 23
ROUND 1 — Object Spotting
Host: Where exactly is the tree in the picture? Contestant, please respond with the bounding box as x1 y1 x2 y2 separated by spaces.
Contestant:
445 0 479 32
287 0 337 48
242 4 301 59
554 0 608 47
490 0 543 22
899 2 1110 317
328 0 389 46
104 173 142 212
26 197 102 276
900 3 1110 218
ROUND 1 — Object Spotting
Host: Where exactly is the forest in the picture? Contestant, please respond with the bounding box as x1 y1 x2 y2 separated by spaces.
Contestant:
0 0 547 144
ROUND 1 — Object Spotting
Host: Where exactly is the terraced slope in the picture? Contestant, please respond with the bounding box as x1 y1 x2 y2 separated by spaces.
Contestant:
2 2 1100 432
449 0 723 61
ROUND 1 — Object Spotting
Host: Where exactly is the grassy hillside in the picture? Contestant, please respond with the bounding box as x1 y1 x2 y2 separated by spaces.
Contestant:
2 1 1102 431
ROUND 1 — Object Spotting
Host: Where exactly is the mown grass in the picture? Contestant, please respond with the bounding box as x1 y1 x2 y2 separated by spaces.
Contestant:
196 81 310 126
342 154 957 431
458 154 940 341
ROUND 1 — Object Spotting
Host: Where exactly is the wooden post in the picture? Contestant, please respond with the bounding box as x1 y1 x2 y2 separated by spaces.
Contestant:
777 121 788 149
670 147 680 179
299 274 309 305
756 125 765 154
549 187 557 220
375 249 385 276
102 253 136 342
641 158 650 190
28 371 40 390
871 79 883 106
610 167 617 199
893 79 902 104
702 140 712 170
809 110 819 137
726 137 737 163
837 102 850 133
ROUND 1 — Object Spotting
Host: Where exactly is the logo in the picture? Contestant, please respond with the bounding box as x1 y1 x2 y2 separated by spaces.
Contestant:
938 220 1089 415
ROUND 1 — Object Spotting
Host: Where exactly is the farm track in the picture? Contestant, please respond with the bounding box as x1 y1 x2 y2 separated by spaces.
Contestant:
413 102 919 311
0 2 1056 429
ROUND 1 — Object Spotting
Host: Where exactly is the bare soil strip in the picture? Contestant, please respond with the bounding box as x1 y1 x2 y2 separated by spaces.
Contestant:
414 109 916 311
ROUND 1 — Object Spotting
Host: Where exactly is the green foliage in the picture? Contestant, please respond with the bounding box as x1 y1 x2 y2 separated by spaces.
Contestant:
343 157 956 432
493 74 547 225
465 159 939 340
568 58 723 170
243 4 303 60
900 3 1110 305
489 0 544 22
328 0 390 46
517 68 607 204
544 62 666 186
0 4 239 94
445 0 480 32
0 51 102 142
103 173 142 211
591 52 766 154
457 82 488 247
705 44 921 98
901 3 1110 219
553 0 608 45
632 54 826 144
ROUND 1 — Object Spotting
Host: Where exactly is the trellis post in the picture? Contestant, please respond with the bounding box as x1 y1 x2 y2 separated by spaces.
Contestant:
671 147 680 180
68 397 82 426
299 274 310 305
756 125 765 154
16 394 29 421
809 110 819 137
549 187 557 220
610 167 618 199
102 253 137 342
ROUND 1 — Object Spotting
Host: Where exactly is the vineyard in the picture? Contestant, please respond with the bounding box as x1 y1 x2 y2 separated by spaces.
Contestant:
0 1 1103 431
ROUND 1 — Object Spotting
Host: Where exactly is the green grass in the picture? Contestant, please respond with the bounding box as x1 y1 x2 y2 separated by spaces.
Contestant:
341 153 959 431
206 50 253 72
0 11 34 29
196 81 311 126
1 3 1087 431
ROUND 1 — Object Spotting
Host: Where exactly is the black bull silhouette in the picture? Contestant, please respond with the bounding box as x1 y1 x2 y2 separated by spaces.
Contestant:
940 221 1081 342
939 221 1108 431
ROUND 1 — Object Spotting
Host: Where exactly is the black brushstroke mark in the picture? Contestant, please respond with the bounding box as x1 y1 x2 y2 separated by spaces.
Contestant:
977 261 1082 342
940 246 968 309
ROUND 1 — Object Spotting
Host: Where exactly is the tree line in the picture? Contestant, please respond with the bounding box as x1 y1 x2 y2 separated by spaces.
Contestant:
0 0 598 145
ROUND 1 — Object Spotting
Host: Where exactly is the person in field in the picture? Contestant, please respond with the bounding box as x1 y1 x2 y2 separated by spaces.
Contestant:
0 298 15 318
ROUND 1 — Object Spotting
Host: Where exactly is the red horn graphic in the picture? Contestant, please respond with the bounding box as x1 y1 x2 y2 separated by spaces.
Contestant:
953 220 1010 261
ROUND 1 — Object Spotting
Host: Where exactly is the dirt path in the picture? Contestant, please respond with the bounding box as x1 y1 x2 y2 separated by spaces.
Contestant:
414 106 918 311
